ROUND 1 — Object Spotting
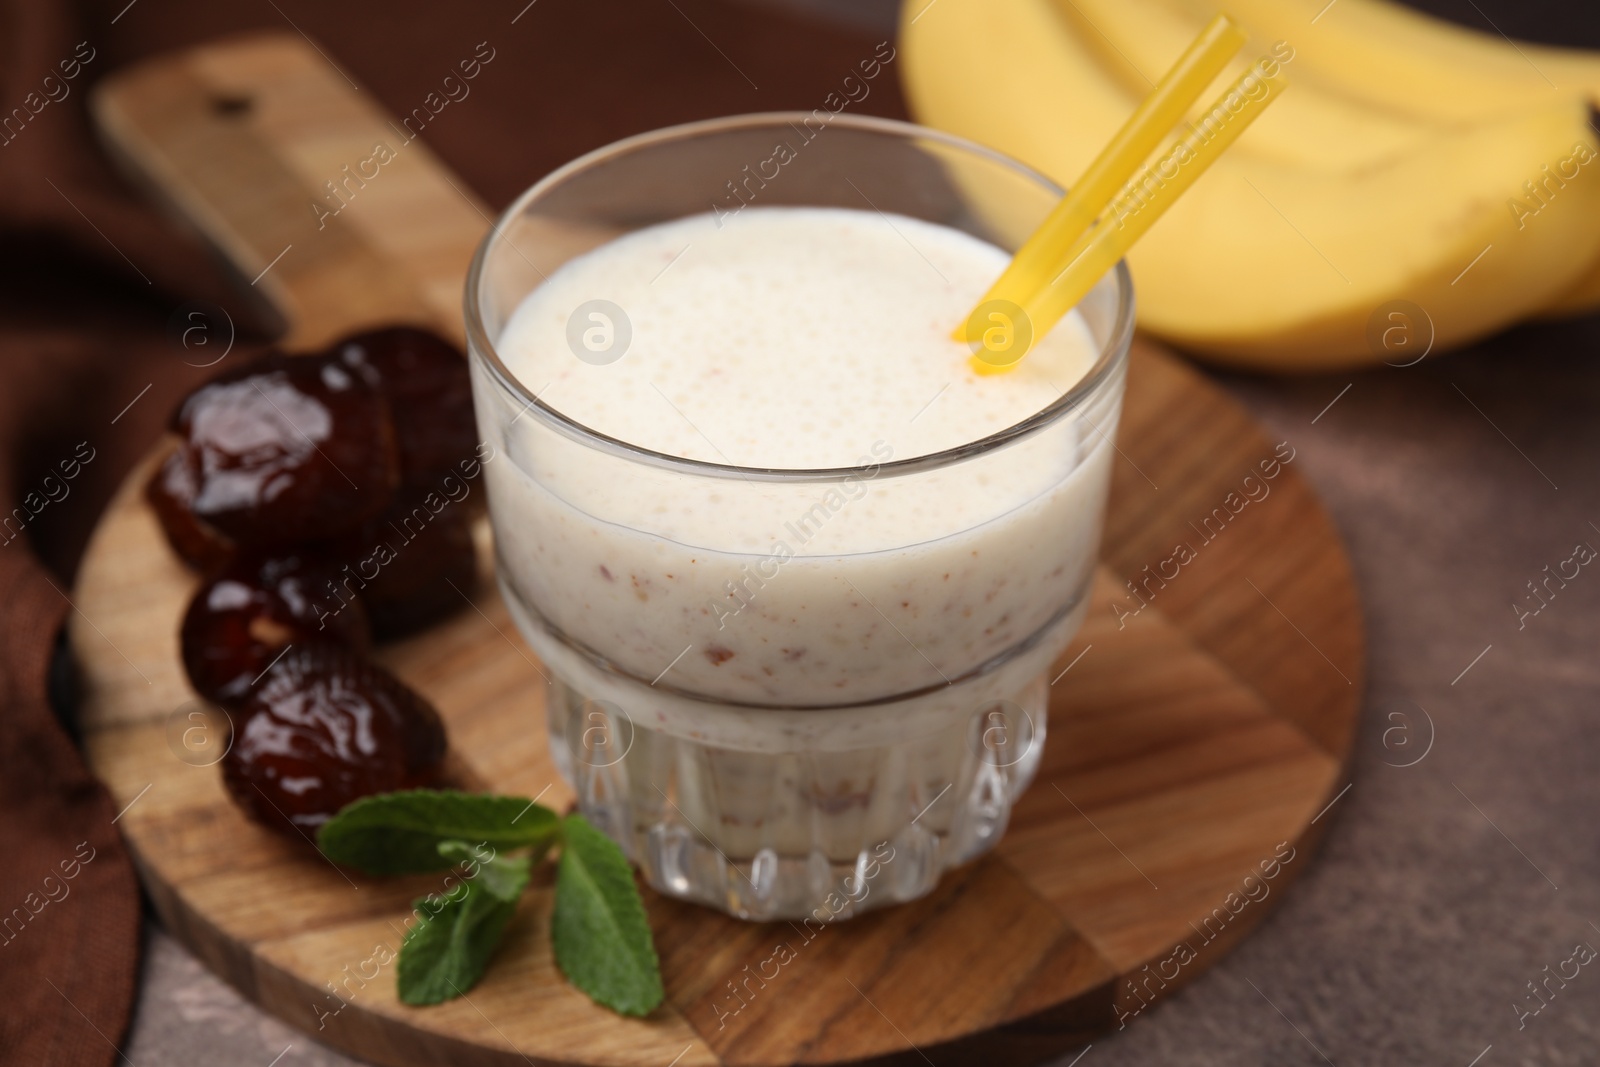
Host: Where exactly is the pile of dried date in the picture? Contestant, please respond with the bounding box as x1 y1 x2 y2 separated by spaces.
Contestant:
148 326 488 838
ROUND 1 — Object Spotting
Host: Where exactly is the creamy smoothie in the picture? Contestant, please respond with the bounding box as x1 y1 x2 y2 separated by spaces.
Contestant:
475 205 1123 918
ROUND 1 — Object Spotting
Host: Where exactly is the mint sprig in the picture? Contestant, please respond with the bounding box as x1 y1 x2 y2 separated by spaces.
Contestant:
316 791 662 1016
552 814 664 1016
399 846 531 1005
438 839 529 901
317 790 559 875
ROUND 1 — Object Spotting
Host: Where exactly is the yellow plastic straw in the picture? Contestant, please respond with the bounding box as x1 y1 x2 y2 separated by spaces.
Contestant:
969 14 1246 319
1021 68 1287 347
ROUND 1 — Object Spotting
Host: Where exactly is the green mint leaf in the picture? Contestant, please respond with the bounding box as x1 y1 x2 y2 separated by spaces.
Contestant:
398 860 531 1005
551 814 663 1016
437 840 531 902
317 790 559 875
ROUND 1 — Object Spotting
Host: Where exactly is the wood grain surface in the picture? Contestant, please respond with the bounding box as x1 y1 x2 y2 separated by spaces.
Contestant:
72 32 1363 1067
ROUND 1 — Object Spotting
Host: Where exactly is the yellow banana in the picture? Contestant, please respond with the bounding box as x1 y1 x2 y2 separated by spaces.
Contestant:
1053 0 1440 172
900 0 1600 368
1135 0 1600 316
1154 0 1599 123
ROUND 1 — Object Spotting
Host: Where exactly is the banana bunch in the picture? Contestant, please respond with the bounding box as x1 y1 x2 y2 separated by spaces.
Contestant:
900 0 1600 369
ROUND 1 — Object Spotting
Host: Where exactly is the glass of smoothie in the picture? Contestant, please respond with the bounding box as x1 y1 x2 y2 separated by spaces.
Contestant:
465 113 1132 921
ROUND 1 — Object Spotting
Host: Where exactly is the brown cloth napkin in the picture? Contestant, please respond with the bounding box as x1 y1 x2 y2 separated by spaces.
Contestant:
0 0 904 1063
0 3 243 1065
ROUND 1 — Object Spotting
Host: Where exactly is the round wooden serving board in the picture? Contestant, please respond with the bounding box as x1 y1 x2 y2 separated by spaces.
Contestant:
72 34 1363 1067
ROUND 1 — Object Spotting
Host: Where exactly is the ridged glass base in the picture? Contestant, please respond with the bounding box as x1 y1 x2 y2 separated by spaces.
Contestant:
546 673 1047 921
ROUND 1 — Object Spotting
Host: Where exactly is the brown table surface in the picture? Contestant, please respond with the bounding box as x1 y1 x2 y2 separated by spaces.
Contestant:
10 1 1600 1065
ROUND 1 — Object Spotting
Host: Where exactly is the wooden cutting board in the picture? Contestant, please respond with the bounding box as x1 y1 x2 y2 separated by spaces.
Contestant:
73 33 1363 1067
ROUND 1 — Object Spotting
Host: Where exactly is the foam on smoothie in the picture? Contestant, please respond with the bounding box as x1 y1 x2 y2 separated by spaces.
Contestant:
497 206 1098 469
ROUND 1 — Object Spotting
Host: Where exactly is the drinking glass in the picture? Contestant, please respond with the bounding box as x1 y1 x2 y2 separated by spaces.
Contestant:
465 113 1133 921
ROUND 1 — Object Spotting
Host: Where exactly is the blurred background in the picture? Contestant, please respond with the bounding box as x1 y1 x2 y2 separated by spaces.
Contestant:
3 0 1599 1064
